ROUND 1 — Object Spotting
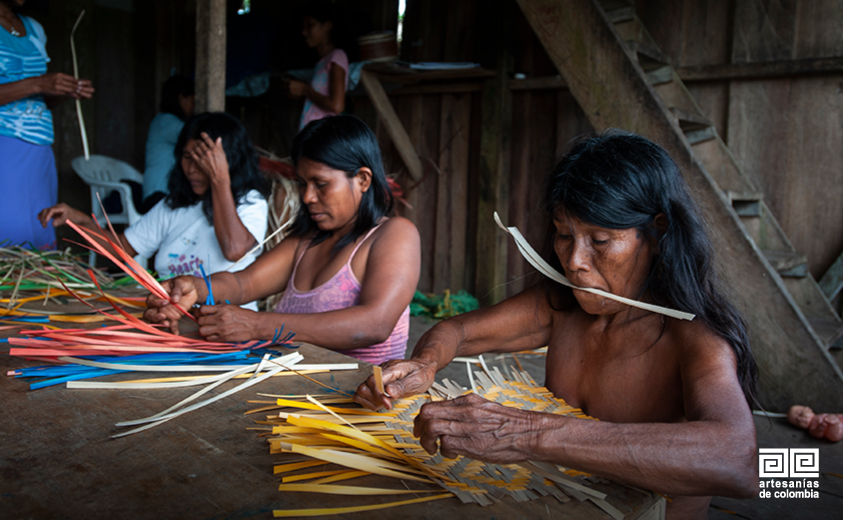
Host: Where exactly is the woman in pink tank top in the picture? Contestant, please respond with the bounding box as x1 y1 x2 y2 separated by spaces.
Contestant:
145 115 421 366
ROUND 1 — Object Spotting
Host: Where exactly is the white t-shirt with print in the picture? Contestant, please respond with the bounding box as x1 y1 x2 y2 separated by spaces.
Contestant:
124 190 268 310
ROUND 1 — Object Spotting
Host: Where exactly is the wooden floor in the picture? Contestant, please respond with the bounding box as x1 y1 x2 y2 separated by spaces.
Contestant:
1 324 660 520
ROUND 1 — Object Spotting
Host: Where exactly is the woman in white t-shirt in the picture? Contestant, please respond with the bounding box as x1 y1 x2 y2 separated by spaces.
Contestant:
38 112 270 303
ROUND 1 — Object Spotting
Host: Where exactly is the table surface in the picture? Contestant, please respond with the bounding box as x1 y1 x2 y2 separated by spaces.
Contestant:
0 304 661 520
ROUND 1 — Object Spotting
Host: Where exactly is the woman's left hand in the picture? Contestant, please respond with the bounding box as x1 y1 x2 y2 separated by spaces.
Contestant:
196 304 259 342
286 79 308 98
413 393 540 463
190 132 231 187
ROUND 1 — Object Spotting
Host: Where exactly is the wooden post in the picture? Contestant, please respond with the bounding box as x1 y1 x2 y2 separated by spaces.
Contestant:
474 1 513 306
195 0 226 113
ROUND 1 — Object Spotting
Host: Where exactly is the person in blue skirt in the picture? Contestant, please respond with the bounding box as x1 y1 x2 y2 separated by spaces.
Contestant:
0 0 94 248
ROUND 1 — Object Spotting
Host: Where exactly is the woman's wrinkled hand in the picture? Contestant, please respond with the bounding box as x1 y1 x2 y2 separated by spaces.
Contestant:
37 203 91 228
413 393 541 463
143 277 200 335
37 72 94 99
189 132 230 187
196 304 259 343
353 358 438 411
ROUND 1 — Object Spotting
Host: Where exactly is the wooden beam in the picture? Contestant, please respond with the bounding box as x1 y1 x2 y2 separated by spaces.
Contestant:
359 70 423 182
820 251 843 301
515 0 843 409
195 0 226 113
475 0 514 307
509 76 568 90
389 83 482 96
676 57 843 83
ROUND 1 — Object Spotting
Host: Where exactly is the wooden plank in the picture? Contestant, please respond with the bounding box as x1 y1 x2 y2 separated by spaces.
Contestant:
475 0 514 307
515 0 843 410
728 75 843 277
435 94 471 293
194 0 226 112
389 83 481 96
819 251 843 300
510 76 568 90
676 57 843 82
731 0 796 63
94 5 135 161
360 70 424 182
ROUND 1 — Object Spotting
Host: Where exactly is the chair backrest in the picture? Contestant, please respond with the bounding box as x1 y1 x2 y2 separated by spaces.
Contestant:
71 155 144 227
71 155 144 185
71 155 147 268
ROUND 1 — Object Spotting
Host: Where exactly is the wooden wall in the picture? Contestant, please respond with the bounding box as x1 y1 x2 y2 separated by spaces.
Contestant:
638 0 843 283
22 0 842 311
353 0 593 300
368 0 843 308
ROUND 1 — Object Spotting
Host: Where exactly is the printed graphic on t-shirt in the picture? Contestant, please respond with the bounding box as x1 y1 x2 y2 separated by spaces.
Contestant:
166 253 205 278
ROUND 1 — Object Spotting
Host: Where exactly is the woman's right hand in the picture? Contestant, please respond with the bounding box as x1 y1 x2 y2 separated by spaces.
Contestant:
353 357 438 411
144 276 200 335
37 72 94 99
38 203 92 228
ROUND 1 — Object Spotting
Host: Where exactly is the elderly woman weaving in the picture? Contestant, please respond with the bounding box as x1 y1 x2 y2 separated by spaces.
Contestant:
355 133 759 519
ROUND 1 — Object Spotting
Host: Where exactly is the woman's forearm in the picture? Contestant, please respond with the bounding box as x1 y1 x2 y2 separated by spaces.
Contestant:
262 303 403 350
211 182 256 261
0 77 40 106
303 85 344 114
529 414 758 498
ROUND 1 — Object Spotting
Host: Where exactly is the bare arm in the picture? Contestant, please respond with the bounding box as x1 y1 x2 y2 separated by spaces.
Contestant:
288 63 346 114
354 284 554 410
142 234 301 334
195 217 420 347
412 328 759 498
37 203 137 258
0 73 93 107
187 132 258 261
146 218 421 351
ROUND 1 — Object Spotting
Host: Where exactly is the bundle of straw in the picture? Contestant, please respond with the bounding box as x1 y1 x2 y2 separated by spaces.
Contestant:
252 365 627 519
0 246 139 313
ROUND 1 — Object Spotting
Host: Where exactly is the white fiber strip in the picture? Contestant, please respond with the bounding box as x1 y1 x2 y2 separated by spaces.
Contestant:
493 212 695 321
112 363 290 437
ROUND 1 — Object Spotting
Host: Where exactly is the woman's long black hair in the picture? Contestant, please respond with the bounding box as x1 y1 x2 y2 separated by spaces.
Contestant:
166 112 270 224
289 115 393 250
544 132 758 406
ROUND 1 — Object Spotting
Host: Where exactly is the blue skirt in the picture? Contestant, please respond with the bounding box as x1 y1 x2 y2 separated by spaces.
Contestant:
0 134 57 248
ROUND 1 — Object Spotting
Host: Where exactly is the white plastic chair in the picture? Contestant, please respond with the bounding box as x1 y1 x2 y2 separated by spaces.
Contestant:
71 155 148 268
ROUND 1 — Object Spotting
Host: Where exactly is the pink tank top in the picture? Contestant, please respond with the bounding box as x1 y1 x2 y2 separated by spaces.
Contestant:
274 224 410 365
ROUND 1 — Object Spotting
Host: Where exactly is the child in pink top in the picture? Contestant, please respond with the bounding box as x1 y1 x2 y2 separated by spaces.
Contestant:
286 4 349 130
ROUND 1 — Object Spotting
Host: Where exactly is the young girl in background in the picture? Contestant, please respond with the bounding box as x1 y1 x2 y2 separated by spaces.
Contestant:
286 2 348 130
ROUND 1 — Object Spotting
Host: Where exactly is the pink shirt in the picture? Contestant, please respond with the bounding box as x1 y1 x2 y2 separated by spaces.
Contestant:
274 224 410 365
299 48 349 130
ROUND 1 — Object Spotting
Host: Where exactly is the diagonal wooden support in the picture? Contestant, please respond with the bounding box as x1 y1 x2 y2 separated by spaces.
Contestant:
359 70 423 182
515 0 843 409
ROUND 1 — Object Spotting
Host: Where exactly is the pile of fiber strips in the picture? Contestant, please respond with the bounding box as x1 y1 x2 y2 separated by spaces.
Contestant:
252 366 629 519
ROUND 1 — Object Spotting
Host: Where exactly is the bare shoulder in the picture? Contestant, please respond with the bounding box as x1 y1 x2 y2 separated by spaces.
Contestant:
670 318 738 370
369 217 421 252
374 216 420 240
669 318 752 421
